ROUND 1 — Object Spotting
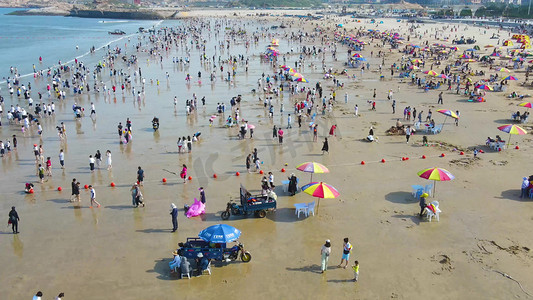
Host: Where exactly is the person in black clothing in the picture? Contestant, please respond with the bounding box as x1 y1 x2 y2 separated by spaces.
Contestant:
322 138 329 154
9 206 19 234
288 174 298 196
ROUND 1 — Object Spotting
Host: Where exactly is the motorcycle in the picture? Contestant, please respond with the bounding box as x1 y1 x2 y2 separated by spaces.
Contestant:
225 242 252 262
221 201 242 220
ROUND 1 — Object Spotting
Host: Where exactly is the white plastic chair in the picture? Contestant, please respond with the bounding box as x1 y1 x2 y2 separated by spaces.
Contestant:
294 203 308 218
181 271 190 279
414 121 421 130
202 261 212 275
307 201 316 217
425 201 441 222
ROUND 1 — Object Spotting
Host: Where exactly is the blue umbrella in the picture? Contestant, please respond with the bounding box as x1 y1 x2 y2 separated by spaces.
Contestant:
199 224 241 243
466 48 477 51
355 57 367 61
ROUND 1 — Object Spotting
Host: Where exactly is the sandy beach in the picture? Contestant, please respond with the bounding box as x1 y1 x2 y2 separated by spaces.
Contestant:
1 11 533 299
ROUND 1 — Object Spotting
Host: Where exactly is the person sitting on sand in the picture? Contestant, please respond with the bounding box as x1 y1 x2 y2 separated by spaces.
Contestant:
24 182 34 194
396 119 403 129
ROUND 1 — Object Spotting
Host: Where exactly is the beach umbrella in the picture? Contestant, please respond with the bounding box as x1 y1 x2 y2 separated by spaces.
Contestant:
423 70 438 76
512 57 524 62
490 52 501 57
466 48 477 52
436 74 449 79
351 53 363 58
475 84 493 91
518 102 532 108
355 57 367 61
464 59 477 62
409 65 420 70
198 224 241 243
417 167 455 196
295 77 308 83
503 40 514 46
485 44 495 48
458 54 471 59
504 75 518 81
296 162 330 182
498 68 511 73
411 58 423 63
301 182 340 213
449 46 458 51
497 124 528 146
437 109 458 131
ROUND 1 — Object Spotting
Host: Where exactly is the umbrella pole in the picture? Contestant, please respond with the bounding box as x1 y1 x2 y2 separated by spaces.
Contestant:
311 173 313 182
440 116 448 132
433 180 437 197
316 197 320 214
507 133 512 147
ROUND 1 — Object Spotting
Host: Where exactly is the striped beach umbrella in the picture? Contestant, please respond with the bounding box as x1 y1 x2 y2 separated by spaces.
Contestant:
475 84 493 91
423 70 438 76
296 162 329 181
437 109 458 132
518 102 532 108
497 124 528 146
504 76 518 81
417 167 455 196
301 182 340 213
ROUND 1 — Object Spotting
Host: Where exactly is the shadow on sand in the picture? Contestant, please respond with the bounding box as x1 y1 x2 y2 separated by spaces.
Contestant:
391 214 421 225
266 207 307 223
150 258 178 281
498 189 532 202
384 191 418 204
286 264 321 274
136 228 173 234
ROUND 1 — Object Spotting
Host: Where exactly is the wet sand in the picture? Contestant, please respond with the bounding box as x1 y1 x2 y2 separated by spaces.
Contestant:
1 12 533 299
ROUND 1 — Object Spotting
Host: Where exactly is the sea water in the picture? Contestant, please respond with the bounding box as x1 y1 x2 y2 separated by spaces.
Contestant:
0 8 162 80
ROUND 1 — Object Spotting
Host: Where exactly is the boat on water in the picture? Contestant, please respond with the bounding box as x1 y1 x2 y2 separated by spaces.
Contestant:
108 29 126 35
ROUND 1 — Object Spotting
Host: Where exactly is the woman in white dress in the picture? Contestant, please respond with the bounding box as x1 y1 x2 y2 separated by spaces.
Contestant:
106 150 112 170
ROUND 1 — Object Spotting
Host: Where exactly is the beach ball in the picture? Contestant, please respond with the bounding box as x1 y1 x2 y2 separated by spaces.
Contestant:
213 173 218 178
57 187 62 191
281 168 286 172
236 172 240 176
84 184 89 189
188 176 192 181
110 182 115 187
259 170 264 174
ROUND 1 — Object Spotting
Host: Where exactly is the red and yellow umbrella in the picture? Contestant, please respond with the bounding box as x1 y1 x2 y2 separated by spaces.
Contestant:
423 70 438 76
301 182 340 213
417 167 455 196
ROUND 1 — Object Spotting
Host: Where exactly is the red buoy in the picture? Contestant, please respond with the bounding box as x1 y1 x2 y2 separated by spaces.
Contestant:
110 182 115 187
188 176 192 181
162 178 167 183
84 184 89 189
213 174 218 178
422 155 426 159
381 159 386 163
236 172 240 176
361 161 365 165
259 170 264 174
57 187 62 191
281 168 286 172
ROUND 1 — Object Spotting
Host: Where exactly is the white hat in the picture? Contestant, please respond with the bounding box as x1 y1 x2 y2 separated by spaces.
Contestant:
326 239 330 243
197 253 204 258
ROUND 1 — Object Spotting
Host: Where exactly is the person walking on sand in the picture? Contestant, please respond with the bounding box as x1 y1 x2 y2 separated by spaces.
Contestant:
392 99 396 114
59 149 65 169
70 179 80 202
8 206 19 234
106 150 112 170
137 166 144 186
405 126 411 144
354 104 358 117
313 124 318 142
170 203 178 232
321 239 331 273
278 128 284 144
180 164 187 183
89 185 100 208
321 138 329 154
55 292 65 300
338 238 352 268
438 92 443 104
352 261 360 282
37 164 45 183
199 187 206 204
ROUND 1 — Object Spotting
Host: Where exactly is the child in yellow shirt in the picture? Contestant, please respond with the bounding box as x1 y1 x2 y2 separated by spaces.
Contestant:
352 261 359 282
